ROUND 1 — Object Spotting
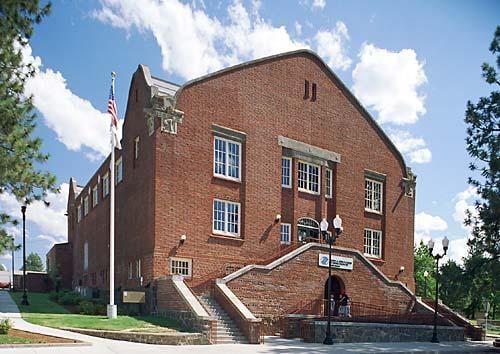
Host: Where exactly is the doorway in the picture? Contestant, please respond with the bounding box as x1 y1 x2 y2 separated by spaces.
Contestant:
324 275 344 316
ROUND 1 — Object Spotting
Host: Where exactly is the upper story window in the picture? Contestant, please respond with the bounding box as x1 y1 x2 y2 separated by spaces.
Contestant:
298 161 320 194
134 136 140 160
83 196 89 216
115 157 123 184
170 257 192 277
365 178 383 213
364 229 382 258
297 217 319 242
280 223 291 244
103 173 110 197
326 168 333 198
77 205 82 223
214 136 241 181
213 199 240 237
83 241 89 271
92 185 98 207
282 157 292 188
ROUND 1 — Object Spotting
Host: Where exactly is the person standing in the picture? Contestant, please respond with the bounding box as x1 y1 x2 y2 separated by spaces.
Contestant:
339 292 351 318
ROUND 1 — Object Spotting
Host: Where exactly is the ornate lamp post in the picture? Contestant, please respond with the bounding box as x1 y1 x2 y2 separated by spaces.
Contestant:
427 236 449 343
423 270 429 298
323 215 343 345
21 205 29 306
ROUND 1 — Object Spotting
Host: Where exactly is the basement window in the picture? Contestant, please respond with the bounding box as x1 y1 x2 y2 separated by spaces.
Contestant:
170 257 192 277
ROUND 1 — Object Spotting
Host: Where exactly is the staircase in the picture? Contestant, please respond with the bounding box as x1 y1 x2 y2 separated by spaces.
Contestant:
198 294 248 344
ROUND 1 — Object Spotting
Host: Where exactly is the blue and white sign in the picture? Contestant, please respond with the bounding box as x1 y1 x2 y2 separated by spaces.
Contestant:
318 254 353 270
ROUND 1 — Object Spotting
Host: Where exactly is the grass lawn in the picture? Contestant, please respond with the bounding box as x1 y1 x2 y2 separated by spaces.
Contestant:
10 292 190 333
0 333 36 344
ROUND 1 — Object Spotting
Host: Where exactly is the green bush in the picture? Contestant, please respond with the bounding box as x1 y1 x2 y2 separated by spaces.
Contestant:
48 291 59 302
58 291 81 306
78 300 106 315
0 319 12 334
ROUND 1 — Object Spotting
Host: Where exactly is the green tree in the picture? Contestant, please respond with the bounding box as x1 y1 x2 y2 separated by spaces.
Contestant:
439 260 468 312
464 26 500 261
414 240 436 299
0 1 56 253
21 252 44 272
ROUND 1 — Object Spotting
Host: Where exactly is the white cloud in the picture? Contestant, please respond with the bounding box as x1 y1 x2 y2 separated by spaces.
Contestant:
446 236 469 265
312 0 326 10
37 234 67 248
352 43 427 125
315 22 352 71
92 0 352 79
0 183 68 239
415 212 448 234
19 42 121 160
453 186 479 231
389 129 432 164
295 21 302 36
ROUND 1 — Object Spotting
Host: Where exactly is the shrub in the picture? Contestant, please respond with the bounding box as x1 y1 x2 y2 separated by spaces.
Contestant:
78 300 106 315
0 319 12 334
59 291 81 306
48 291 59 302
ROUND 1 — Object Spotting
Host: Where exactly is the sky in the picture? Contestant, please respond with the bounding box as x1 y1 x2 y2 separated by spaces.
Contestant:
1 0 498 271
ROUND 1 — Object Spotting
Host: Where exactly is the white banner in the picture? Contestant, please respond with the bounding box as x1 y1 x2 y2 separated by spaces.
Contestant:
318 253 353 270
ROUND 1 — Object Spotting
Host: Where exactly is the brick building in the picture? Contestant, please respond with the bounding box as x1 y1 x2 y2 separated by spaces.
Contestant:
51 49 419 341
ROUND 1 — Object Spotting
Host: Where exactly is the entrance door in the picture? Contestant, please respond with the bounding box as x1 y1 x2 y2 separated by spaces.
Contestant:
324 276 343 316
297 218 319 242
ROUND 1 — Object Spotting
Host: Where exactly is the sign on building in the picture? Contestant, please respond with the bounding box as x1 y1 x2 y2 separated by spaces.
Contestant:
318 254 353 270
123 291 146 303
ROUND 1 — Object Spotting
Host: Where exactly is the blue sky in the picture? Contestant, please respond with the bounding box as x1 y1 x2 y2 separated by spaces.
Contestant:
1 0 498 270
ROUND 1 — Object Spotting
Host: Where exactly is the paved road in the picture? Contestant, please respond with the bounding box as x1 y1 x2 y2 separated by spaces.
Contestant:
0 291 496 353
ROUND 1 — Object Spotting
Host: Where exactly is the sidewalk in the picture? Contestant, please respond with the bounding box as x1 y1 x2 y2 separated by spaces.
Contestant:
0 290 496 353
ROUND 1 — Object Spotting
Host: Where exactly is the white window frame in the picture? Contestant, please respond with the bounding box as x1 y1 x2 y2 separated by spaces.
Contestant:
83 196 89 216
136 259 141 278
115 157 123 184
326 168 333 198
364 228 382 258
77 205 82 223
128 261 133 280
365 178 383 213
213 136 241 182
169 257 192 277
134 136 140 160
281 157 292 188
212 199 241 237
92 185 98 207
280 223 291 244
83 241 88 271
103 173 110 197
298 161 320 195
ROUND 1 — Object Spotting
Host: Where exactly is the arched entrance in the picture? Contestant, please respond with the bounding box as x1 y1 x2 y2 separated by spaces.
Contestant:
297 217 319 242
324 275 345 316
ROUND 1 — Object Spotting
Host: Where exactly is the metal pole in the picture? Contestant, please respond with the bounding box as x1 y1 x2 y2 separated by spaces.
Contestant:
431 256 439 343
107 72 117 319
11 237 14 292
424 276 427 298
21 206 29 305
323 233 334 345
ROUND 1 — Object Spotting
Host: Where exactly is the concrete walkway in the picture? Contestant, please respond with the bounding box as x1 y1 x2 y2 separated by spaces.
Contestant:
0 291 496 353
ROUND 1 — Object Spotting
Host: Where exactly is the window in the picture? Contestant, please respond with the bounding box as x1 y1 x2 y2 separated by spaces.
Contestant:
364 229 382 258
136 259 141 278
83 241 88 271
297 218 319 242
282 157 292 188
77 205 82 223
103 173 110 197
365 179 383 213
280 223 291 244
170 257 192 277
115 157 123 184
213 199 240 237
326 168 332 198
83 196 89 216
92 185 98 207
134 136 140 160
298 161 320 194
214 136 241 181
128 262 133 280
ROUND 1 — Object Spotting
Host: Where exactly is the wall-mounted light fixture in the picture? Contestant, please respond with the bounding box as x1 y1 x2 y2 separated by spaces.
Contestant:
275 214 282 222
180 234 187 243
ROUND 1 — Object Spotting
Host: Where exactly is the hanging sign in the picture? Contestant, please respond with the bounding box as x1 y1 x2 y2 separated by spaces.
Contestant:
318 253 353 270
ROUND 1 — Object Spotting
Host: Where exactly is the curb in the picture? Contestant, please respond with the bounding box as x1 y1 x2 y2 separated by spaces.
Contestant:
0 341 91 348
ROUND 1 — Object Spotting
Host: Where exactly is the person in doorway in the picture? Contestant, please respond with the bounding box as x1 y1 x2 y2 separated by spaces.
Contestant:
330 294 336 316
339 292 351 318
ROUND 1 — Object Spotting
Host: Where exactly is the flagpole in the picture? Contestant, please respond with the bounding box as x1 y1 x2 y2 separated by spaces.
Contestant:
107 71 117 319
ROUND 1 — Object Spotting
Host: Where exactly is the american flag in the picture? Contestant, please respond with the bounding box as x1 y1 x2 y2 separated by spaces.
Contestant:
108 84 119 128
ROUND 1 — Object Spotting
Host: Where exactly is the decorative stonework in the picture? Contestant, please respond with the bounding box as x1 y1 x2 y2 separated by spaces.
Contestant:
144 93 184 136
402 167 417 197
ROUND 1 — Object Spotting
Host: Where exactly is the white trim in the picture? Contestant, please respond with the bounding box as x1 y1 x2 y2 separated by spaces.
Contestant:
364 178 383 213
364 228 382 258
212 199 241 237
83 196 89 216
134 136 140 160
297 160 320 195
325 168 333 198
92 185 98 207
213 136 242 182
171 275 210 318
280 223 291 244
169 257 192 277
115 157 123 184
281 157 292 188
215 280 257 320
102 173 110 197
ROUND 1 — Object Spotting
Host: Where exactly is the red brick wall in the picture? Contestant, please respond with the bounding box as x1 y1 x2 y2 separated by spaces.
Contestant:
46 243 72 290
226 245 414 318
153 52 415 291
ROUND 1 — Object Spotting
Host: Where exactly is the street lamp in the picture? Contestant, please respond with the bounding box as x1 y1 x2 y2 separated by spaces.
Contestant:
427 236 449 343
423 270 429 298
323 214 343 345
21 205 29 306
